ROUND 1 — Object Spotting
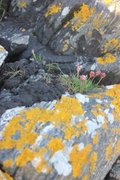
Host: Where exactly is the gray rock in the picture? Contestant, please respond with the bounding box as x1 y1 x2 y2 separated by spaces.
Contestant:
0 85 120 179
0 0 10 20
7 0 120 80
0 21 30 55
107 158 120 180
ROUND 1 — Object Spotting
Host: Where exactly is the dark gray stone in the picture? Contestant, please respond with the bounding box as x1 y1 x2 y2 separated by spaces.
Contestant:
0 21 30 55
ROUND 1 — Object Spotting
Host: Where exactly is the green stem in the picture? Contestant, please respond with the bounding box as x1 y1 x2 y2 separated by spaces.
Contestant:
90 75 97 83
96 77 103 85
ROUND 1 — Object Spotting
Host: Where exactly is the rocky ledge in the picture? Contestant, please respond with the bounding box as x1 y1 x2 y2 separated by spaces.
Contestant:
0 0 120 179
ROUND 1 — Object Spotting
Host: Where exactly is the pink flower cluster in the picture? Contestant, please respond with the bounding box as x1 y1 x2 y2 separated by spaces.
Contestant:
80 75 87 81
89 70 106 79
75 63 106 82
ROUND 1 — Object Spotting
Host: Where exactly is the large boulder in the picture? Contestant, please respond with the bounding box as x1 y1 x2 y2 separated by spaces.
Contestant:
0 84 120 179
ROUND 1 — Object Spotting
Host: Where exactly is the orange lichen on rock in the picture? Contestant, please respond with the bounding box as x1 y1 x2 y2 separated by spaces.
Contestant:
45 4 61 17
47 138 64 153
97 38 119 65
97 53 116 64
70 144 92 177
114 140 120 154
64 126 79 140
89 151 98 173
69 3 94 31
3 159 14 168
64 119 87 140
106 143 114 160
16 148 35 167
0 96 84 150
35 147 49 173
103 38 120 53
82 175 89 180
93 133 99 144
1 85 120 177
106 85 120 118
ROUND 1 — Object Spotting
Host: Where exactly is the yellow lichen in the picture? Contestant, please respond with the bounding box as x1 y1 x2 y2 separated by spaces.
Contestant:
106 85 120 119
45 4 61 17
103 38 120 53
93 133 99 144
97 53 116 64
102 119 108 130
104 0 112 4
114 140 120 154
82 175 89 180
1 85 120 177
72 4 94 31
0 96 85 175
35 148 48 173
16 148 35 166
3 159 14 168
70 144 92 177
47 138 64 153
18 0 27 8
89 152 98 173
106 144 113 160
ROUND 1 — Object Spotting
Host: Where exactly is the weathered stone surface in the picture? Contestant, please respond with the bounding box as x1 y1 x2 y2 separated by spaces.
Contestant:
7 0 120 78
0 21 30 55
0 85 120 179
0 45 8 67
0 59 65 115
107 158 120 180
0 1 120 179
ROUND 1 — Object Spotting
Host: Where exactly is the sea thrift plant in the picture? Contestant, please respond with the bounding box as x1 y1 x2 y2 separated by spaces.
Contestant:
60 64 106 94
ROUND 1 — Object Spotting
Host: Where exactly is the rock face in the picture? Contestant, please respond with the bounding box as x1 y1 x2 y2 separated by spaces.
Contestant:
0 0 120 179
0 85 120 179
0 21 30 55
10 0 120 56
0 45 8 67
7 0 120 77
107 158 120 180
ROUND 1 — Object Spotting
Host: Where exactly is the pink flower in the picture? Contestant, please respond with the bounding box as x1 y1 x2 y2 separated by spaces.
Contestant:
80 75 87 81
96 70 101 76
89 71 96 78
100 72 106 78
